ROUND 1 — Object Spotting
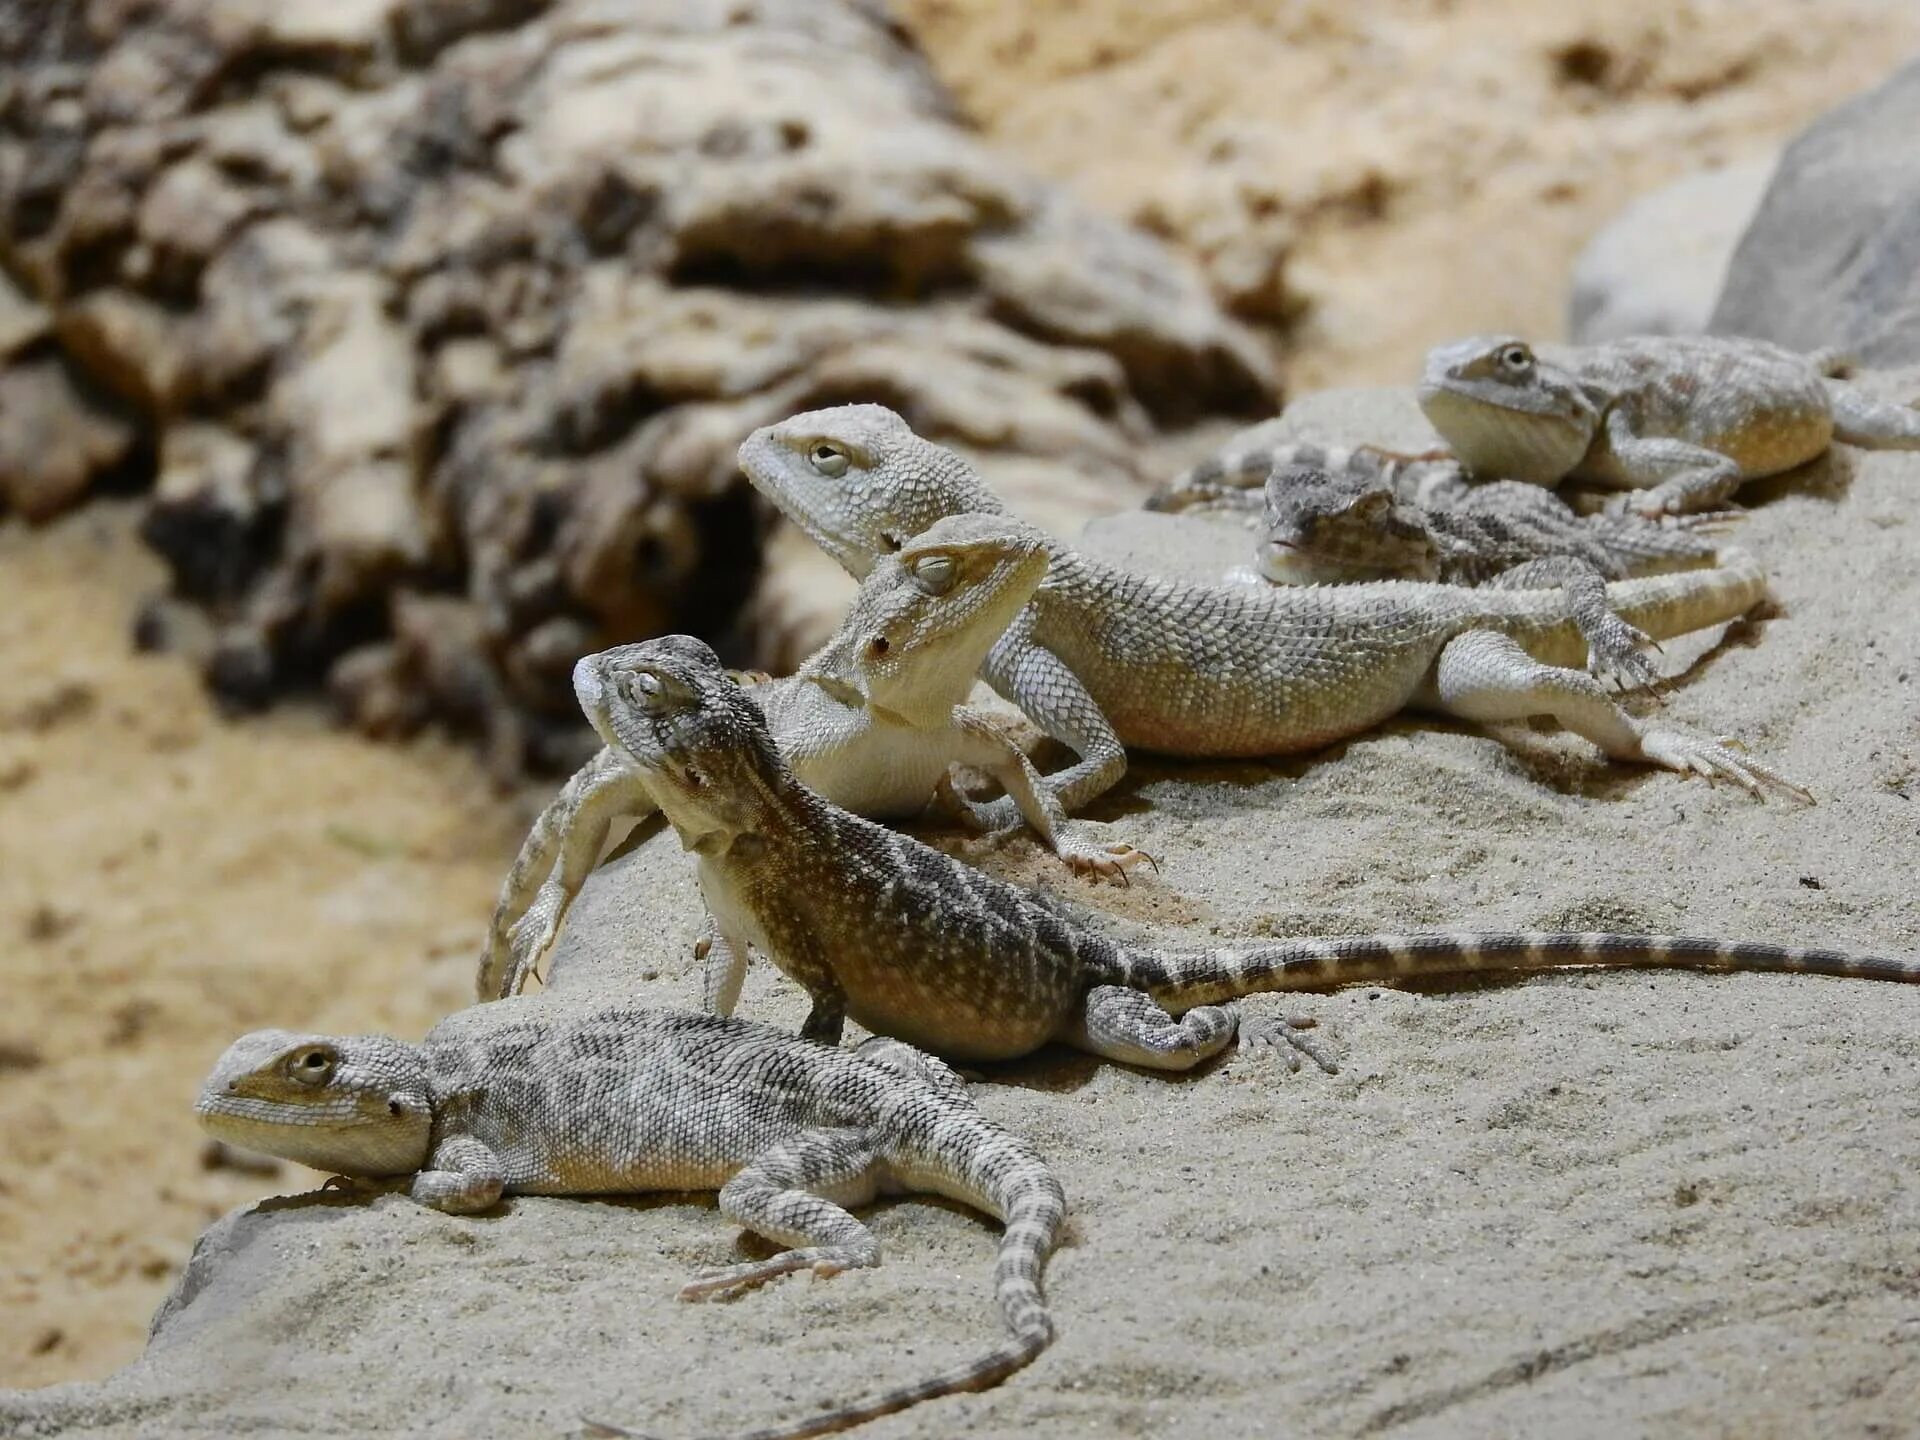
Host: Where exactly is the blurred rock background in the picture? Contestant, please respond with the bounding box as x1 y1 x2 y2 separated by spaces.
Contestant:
3 0 1918 1390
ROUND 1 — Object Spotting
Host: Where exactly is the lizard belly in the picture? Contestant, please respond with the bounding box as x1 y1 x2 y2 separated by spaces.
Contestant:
797 723 955 820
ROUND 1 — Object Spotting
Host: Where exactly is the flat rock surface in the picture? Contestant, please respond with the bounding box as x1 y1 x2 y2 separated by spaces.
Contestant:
8 382 1920 1437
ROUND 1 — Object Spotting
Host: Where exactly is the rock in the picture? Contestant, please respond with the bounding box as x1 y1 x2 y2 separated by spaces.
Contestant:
0 0 1276 767
1710 60 1920 364
8 386 1920 1436
0 360 134 520
1568 155 1777 344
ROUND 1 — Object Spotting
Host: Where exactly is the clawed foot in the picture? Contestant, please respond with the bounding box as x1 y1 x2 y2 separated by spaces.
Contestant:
1237 1013 1339 1075
1586 617 1664 700
501 918 559 998
1060 837 1159 887
1638 728 1813 802
677 1251 852 1302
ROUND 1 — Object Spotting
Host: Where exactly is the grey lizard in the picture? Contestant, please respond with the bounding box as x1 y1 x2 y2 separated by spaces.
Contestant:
479 514 1147 1003
196 997 1064 1440
580 635 1916 1072
738 404 1804 817
1419 334 1920 515
1148 446 1727 687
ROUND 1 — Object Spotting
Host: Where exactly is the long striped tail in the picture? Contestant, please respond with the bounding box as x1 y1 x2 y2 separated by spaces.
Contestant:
585 1149 1063 1440
1120 930 1920 1010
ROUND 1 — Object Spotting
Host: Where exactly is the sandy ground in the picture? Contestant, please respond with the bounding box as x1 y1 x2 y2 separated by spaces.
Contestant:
0 506 524 1387
5 0 1920 1404
898 0 1920 387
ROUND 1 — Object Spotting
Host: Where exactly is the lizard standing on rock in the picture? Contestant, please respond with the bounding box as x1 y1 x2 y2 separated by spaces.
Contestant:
196 998 1065 1440
479 514 1147 1002
581 636 1918 1072
1418 334 1920 515
739 405 1804 814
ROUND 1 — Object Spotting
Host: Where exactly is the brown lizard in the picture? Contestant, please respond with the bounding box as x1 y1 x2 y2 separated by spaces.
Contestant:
580 634 1914 1072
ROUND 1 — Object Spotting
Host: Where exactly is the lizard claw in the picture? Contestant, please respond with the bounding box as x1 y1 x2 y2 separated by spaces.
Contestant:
1637 727 1813 803
1586 617 1664 701
678 1250 860 1301
1236 1013 1339 1075
1061 839 1158 886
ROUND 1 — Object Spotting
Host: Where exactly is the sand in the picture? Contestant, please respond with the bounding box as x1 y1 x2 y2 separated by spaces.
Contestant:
4 381 1919 1437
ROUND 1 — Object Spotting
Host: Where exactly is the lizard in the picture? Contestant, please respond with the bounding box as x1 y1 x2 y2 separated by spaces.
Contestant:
478 513 1149 1003
1148 446 1727 689
1417 333 1920 516
195 996 1064 1440
737 403 1805 818
581 634 1918 1072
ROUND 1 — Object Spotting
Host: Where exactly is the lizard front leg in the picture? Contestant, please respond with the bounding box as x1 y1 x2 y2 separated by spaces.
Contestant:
1431 629 1810 799
695 917 752 1017
1599 407 1745 516
980 618 1129 818
1481 555 1660 695
679 1127 883 1300
409 1132 507 1213
478 746 657 1001
948 708 1153 883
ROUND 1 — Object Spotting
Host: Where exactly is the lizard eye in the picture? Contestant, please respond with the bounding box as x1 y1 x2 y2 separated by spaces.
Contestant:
909 553 956 595
621 670 667 714
1499 344 1531 371
287 1047 336 1087
808 441 849 478
867 634 891 659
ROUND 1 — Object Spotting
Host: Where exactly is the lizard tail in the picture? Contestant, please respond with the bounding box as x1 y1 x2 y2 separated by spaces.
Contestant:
1122 930 1920 1010
1597 545 1766 642
584 1147 1063 1440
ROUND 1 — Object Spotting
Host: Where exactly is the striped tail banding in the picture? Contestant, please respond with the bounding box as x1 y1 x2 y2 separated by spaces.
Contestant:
584 1163 1063 1440
1121 931 1920 1010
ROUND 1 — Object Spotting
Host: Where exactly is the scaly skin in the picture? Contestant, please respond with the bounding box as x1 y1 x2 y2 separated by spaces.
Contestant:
739 405 1804 815
1150 441 1722 587
479 514 1147 1001
591 637 1917 1074
197 998 1063 1440
1419 334 1920 515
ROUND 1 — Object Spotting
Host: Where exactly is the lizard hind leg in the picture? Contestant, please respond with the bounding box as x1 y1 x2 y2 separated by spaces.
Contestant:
1826 381 1920 449
681 1128 883 1301
1432 628 1810 800
1066 985 1238 1070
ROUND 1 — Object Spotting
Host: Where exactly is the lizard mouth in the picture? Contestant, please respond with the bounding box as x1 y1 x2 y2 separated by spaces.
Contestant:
879 530 903 552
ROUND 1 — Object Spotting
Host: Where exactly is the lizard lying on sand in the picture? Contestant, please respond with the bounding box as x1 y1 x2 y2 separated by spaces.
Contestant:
197 998 1064 1440
581 636 1916 1071
1149 448 1724 687
1418 334 1920 515
479 514 1146 1002
1149 439 1723 584
739 404 1802 813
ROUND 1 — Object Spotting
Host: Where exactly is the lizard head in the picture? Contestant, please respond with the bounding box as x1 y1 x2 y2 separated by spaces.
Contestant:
816 514 1050 723
1417 335 1597 484
196 1030 433 1177
1257 465 1442 584
573 635 791 837
738 405 1008 579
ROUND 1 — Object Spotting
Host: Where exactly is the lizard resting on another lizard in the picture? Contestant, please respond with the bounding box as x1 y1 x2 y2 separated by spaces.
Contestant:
197 998 1064 1440
739 404 1804 813
1148 446 1725 688
1419 334 1920 516
478 514 1147 1003
581 636 1916 1072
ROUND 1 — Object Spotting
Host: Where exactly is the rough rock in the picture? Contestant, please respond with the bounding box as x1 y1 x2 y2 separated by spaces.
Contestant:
1567 155 1777 344
0 0 1274 772
1710 59 1920 364
7 383 1919 1439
